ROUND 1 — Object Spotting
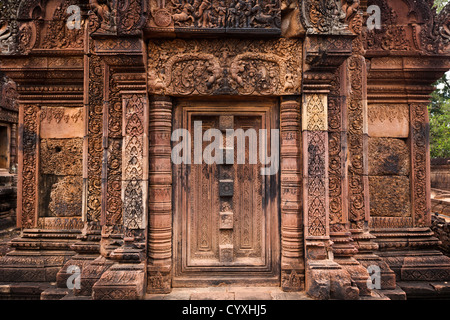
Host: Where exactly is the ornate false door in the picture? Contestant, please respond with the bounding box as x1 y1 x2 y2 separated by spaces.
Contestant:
173 99 280 287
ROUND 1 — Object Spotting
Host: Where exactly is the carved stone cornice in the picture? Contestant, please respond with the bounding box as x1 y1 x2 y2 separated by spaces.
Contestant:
0 55 84 105
367 56 450 104
364 0 450 57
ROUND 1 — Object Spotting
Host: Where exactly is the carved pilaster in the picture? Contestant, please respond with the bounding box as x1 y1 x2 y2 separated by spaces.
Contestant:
410 103 431 228
345 51 397 294
302 29 360 299
91 39 148 300
327 64 372 296
280 96 304 292
147 95 173 294
18 105 39 229
87 54 104 224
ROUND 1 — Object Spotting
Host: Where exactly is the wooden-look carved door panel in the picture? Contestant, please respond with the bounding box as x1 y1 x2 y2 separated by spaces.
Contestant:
173 100 280 287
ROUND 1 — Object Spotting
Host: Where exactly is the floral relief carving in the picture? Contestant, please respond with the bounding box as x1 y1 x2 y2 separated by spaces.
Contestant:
148 38 302 96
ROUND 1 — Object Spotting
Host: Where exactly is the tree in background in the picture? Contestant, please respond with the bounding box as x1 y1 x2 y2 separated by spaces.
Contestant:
434 0 449 12
429 73 450 158
428 0 450 158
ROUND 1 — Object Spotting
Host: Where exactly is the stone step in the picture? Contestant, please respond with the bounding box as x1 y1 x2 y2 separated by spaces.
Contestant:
41 287 70 300
60 291 92 300
397 281 450 299
0 282 52 300
0 187 16 196
146 287 313 300
0 175 16 186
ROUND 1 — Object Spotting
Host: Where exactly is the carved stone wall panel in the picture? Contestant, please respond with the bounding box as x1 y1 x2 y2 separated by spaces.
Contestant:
39 0 85 50
303 131 328 238
301 0 347 34
147 0 281 34
302 94 327 131
103 70 123 229
148 38 302 96
148 96 173 293
40 138 83 176
368 138 410 176
369 216 413 229
368 104 409 138
36 217 85 230
48 176 83 217
346 55 367 230
369 176 411 218
365 0 448 55
105 139 123 227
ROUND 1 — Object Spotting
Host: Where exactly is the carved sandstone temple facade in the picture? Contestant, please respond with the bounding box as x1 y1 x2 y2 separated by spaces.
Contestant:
0 0 449 300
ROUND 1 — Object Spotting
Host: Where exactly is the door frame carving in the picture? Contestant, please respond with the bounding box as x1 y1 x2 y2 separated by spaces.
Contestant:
172 98 281 287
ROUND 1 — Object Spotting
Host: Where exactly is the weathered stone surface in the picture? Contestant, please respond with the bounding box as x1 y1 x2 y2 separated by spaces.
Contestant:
368 105 409 138
368 138 410 176
40 139 83 176
369 176 411 217
431 214 450 256
48 176 83 217
40 107 84 139
0 0 449 301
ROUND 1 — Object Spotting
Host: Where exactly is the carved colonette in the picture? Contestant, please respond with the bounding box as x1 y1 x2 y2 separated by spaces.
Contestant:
280 96 304 291
147 95 172 293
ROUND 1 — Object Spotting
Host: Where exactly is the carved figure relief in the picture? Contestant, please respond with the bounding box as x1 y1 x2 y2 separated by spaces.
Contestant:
302 0 347 34
90 0 117 33
149 0 281 31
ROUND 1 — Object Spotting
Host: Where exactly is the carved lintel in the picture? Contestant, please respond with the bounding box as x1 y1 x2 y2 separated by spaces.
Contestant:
148 38 302 96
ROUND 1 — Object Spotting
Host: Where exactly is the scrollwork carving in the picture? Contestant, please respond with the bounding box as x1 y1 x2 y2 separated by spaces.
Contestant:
148 38 302 96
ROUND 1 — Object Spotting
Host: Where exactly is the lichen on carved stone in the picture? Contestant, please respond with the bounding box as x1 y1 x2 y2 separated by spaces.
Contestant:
48 176 83 217
40 138 83 176
369 176 411 218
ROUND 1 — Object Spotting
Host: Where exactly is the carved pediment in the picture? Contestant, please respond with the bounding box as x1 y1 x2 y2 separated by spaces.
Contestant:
365 0 450 55
148 38 302 96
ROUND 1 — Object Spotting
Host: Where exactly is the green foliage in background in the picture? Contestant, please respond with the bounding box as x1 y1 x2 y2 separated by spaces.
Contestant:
433 0 449 12
429 74 450 158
